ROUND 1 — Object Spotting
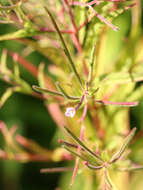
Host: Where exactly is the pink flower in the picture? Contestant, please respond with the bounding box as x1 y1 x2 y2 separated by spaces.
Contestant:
65 107 76 118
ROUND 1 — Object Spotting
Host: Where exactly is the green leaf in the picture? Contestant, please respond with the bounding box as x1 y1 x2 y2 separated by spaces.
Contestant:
0 88 13 108
0 3 19 11
44 7 82 87
63 145 87 161
38 63 45 89
127 85 143 101
84 161 103 170
119 164 143 171
88 46 96 84
0 28 44 41
56 82 80 100
109 128 136 163
32 85 63 97
15 79 32 94
1 49 7 73
63 126 103 164
101 72 143 85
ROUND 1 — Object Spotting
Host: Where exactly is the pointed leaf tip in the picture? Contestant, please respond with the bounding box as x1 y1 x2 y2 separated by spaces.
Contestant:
110 128 136 163
63 126 103 164
32 85 63 96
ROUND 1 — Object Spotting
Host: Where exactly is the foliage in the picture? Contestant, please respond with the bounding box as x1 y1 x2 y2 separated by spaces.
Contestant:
0 0 143 190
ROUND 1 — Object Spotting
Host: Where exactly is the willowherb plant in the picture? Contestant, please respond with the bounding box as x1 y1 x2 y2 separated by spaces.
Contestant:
0 0 143 189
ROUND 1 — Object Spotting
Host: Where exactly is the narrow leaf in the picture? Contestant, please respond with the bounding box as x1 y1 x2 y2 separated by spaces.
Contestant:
88 46 96 84
127 85 143 102
38 63 45 88
95 100 138 107
1 49 7 73
44 7 82 87
32 85 63 97
0 88 13 108
0 3 19 11
101 72 143 84
56 82 80 100
84 161 103 170
63 145 87 161
119 164 143 171
109 128 136 163
0 29 38 41
64 126 103 164
0 122 22 152
58 139 81 149
13 53 20 79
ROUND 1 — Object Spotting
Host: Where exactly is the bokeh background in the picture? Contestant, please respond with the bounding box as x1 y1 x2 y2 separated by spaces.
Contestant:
0 0 143 190
0 24 64 190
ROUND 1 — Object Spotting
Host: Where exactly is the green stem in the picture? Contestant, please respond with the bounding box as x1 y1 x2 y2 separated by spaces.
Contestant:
88 46 96 84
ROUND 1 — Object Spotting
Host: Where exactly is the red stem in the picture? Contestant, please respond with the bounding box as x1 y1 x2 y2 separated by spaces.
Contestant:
70 125 85 186
64 0 82 53
78 14 95 31
9 51 38 77
39 28 75 34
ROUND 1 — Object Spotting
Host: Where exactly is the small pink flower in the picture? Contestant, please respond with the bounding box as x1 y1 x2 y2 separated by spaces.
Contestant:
65 107 76 118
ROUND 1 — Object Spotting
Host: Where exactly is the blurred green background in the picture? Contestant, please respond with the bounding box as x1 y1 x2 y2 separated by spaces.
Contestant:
0 1 143 190
0 24 62 189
